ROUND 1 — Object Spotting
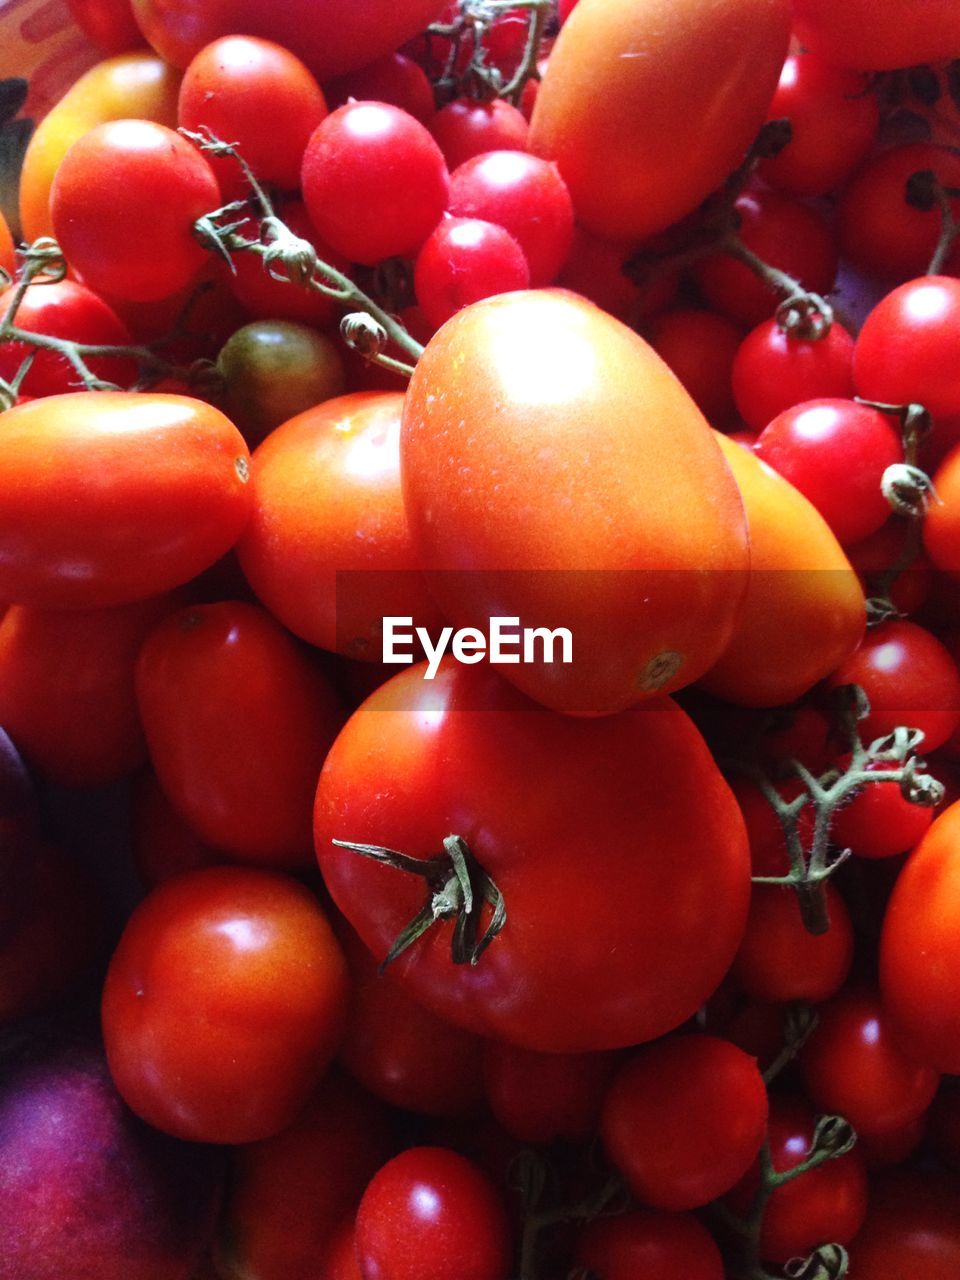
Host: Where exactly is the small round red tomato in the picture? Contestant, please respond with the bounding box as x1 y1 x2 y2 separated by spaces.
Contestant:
801 986 939 1137
832 759 934 858
429 99 529 172
0 393 251 608
178 37 327 196
301 102 449 266
645 307 742 425
881 801 960 1072
600 1034 767 1211
482 1041 619 1145
315 661 750 1053
574 1210 724 1280
101 866 349 1143
323 52 435 124
235 391 442 659
136 600 342 866
848 1172 960 1277
732 884 853 1005
51 120 221 302
413 217 530 329
731 319 855 433
67 0 143 53
355 1147 510 1280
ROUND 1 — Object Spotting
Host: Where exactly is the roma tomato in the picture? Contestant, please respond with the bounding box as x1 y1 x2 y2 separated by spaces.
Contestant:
355 1147 511 1280
401 290 749 716
236 391 443 659
528 0 790 240
131 0 450 80
136 600 342 866
881 801 960 1072
101 867 349 1143
701 433 865 707
0 393 251 609
314 661 750 1053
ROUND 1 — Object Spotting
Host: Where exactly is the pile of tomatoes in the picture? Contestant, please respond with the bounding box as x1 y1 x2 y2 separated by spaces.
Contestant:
5 0 960 1277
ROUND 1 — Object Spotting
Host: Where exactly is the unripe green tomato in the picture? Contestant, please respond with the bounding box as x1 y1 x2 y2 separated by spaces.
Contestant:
217 319 346 445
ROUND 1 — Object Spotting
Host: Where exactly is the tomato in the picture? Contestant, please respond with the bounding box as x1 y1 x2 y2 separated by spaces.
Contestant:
645 307 742 426
401 290 749 716
557 225 662 324
701 433 865 707
732 884 853 1005
832 758 934 858
178 37 327 197
0 210 13 278
574 1210 724 1280
314 661 750 1053
413 217 530 329
881 801 960 1072
19 52 181 243
792 0 960 69
848 1172 960 1277
600 1034 767 1211
354 1147 511 1280
136 600 342 866
131 0 450 80
731 319 855 434
323 52 435 125
132 771 221 887
101 866 349 1143
528 0 790 241
482 1041 619 1145
0 593 182 787
51 121 220 303
926 444 960 578
214 1070 392 1280
800 986 939 1137
235 391 443 660
0 279 137 397
429 100 529 172
0 393 251 609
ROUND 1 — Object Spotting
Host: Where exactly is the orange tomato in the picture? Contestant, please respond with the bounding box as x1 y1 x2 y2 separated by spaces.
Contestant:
0 210 13 278
528 0 791 241
19 52 181 243
701 433 865 707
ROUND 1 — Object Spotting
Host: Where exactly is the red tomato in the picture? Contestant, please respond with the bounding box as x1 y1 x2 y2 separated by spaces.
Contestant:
574 1210 724 1280
801 986 939 1137
645 307 742 426
482 1041 619 1145
235 392 443 660
401 290 750 716
67 0 143 52
832 758 935 858
600 1034 767 1211
178 37 327 195
848 1172 960 1277
323 52 435 125
132 771 221 887
0 210 14 278
732 884 854 1005
528 0 790 241
731 319 855 433
0 393 251 609
355 1147 511 1280
429 100 529 171
136 600 342 866
51 121 220 303
413 217 530 329
314 661 750 1053
792 0 960 69
881 801 960 1072
131 0 450 80
101 866 349 1143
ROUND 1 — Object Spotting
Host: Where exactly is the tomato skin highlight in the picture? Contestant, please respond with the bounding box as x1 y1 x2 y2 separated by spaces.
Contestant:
528 0 791 241
0 393 252 609
401 290 749 716
314 660 750 1053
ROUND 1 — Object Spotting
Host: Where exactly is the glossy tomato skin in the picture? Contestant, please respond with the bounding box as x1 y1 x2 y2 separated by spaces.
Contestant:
848 1172 960 1278
355 1147 511 1280
315 661 750 1053
792 0 960 69
67 0 144 53
101 866 349 1144
482 1041 619 1144
0 393 251 609
732 884 853 1005
131 0 449 80
136 601 342 866
881 801 960 1072
528 0 791 241
401 290 749 717
600 1035 768 1211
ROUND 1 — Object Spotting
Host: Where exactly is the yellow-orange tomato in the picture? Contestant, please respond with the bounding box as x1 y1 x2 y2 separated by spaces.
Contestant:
923 445 960 578
400 289 749 717
0 211 13 277
701 434 865 707
528 0 791 241
19 52 181 243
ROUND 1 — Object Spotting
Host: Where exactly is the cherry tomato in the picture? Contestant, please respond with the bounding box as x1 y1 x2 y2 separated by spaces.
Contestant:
574 1210 724 1280
401 290 750 716
801 986 939 1137
791 0 960 69
732 884 854 1005
101 866 349 1143
528 0 790 241
557 225 663 325
178 37 327 196
731 319 855 433
354 1147 511 1280
881 800 960 1072
236 391 443 660
414 217 530 329
136 600 342 866
482 1041 619 1145
51 121 220 303
0 393 251 608
832 758 934 858
848 1172 960 1277
429 99 529 172
645 307 742 425
301 102 449 266
600 1034 768 1210
323 52 435 125
66 0 144 54
315 661 750 1053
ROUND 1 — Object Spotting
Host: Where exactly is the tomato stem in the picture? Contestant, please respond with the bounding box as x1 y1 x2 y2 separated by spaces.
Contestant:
427 0 553 107
905 169 960 275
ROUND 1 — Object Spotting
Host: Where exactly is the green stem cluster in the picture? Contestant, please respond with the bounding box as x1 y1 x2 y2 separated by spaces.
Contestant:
427 0 554 107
